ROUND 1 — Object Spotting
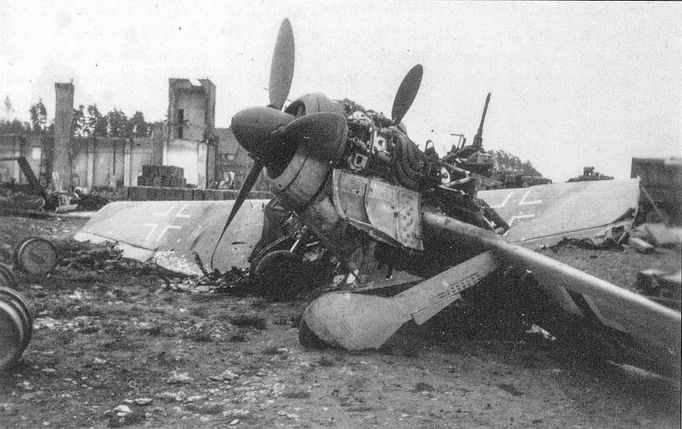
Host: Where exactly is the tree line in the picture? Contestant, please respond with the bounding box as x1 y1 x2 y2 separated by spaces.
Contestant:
487 149 543 177
1 96 157 139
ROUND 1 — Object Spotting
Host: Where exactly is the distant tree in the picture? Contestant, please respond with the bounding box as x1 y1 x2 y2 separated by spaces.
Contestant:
82 105 155 140
29 99 48 133
0 119 31 134
488 149 543 177
72 105 87 137
147 120 164 138
520 160 541 177
3 96 13 119
86 104 107 137
129 111 150 137
106 108 130 138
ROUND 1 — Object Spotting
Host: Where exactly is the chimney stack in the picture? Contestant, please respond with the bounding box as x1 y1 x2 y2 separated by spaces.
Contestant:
54 82 74 191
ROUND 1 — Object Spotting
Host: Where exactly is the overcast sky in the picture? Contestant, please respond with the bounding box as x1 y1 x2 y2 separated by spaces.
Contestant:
1 1 680 181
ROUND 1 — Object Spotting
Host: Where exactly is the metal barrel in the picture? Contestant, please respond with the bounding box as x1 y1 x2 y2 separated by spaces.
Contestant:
0 286 34 347
0 263 17 288
14 237 58 275
0 263 33 371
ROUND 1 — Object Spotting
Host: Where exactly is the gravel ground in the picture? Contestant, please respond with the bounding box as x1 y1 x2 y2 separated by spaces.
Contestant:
0 214 679 428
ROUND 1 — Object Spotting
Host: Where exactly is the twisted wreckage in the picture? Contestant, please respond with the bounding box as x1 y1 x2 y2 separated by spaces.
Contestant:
76 20 679 375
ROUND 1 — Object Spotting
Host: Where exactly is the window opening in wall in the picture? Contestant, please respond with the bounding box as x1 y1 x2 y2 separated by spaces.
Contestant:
177 109 184 139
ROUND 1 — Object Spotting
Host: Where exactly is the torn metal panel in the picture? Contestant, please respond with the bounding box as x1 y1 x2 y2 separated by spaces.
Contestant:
74 200 268 275
332 169 423 250
301 251 498 350
366 180 422 250
396 251 498 325
478 179 640 246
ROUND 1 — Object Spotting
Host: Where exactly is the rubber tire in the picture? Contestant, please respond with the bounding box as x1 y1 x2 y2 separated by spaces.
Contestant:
253 250 303 301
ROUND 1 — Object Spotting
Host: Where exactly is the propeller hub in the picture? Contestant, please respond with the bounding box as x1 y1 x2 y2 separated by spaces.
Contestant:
231 106 294 161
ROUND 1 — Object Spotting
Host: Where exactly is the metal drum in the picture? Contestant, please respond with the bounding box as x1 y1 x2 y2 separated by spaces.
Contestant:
14 237 58 275
0 263 33 371
0 263 16 288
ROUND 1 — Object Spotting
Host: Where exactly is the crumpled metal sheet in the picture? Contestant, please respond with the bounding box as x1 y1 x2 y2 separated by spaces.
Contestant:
74 200 268 275
365 180 423 251
332 170 423 250
479 179 640 246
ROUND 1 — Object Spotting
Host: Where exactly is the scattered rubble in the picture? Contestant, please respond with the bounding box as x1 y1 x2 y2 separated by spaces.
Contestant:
209 369 240 382
167 371 193 384
0 214 679 428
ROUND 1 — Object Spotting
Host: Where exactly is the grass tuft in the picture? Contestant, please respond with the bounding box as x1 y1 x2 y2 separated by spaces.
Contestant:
229 315 267 330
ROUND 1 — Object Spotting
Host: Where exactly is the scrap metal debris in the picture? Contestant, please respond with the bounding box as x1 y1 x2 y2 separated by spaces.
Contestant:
539 223 629 252
628 237 655 254
524 323 557 342
71 188 113 212
636 269 681 310
0 189 45 212
163 266 251 295
541 221 682 254
0 264 34 371
543 236 624 252
630 223 682 248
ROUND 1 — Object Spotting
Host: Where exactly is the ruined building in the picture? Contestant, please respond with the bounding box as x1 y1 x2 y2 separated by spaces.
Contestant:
165 78 217 187
1 77 269 193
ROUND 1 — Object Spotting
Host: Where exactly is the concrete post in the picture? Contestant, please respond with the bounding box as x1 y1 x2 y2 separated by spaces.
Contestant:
86 137 95 188
54 82 74 191
123 138 132 186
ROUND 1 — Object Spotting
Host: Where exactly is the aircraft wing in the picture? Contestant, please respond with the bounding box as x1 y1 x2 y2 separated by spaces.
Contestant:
478 179 640 246
422 211 681 366
74 200 268 275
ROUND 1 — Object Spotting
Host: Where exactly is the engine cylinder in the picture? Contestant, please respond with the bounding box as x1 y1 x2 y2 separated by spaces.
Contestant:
268 111 348 212
268 147 332 211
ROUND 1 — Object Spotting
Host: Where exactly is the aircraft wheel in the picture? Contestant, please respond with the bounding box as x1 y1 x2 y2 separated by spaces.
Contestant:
253 250 303 301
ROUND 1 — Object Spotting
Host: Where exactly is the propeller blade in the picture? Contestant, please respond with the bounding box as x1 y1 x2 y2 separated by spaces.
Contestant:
210 161 264 269
269 18 295 110
391 64 423 126
279 113 348 163
224 161 265 231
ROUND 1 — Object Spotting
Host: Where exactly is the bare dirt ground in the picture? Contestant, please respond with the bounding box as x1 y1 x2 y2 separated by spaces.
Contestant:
0 214 680 429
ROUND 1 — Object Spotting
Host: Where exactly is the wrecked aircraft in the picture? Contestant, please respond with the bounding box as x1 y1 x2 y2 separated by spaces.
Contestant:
76 19 679 374
221 19 680 369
